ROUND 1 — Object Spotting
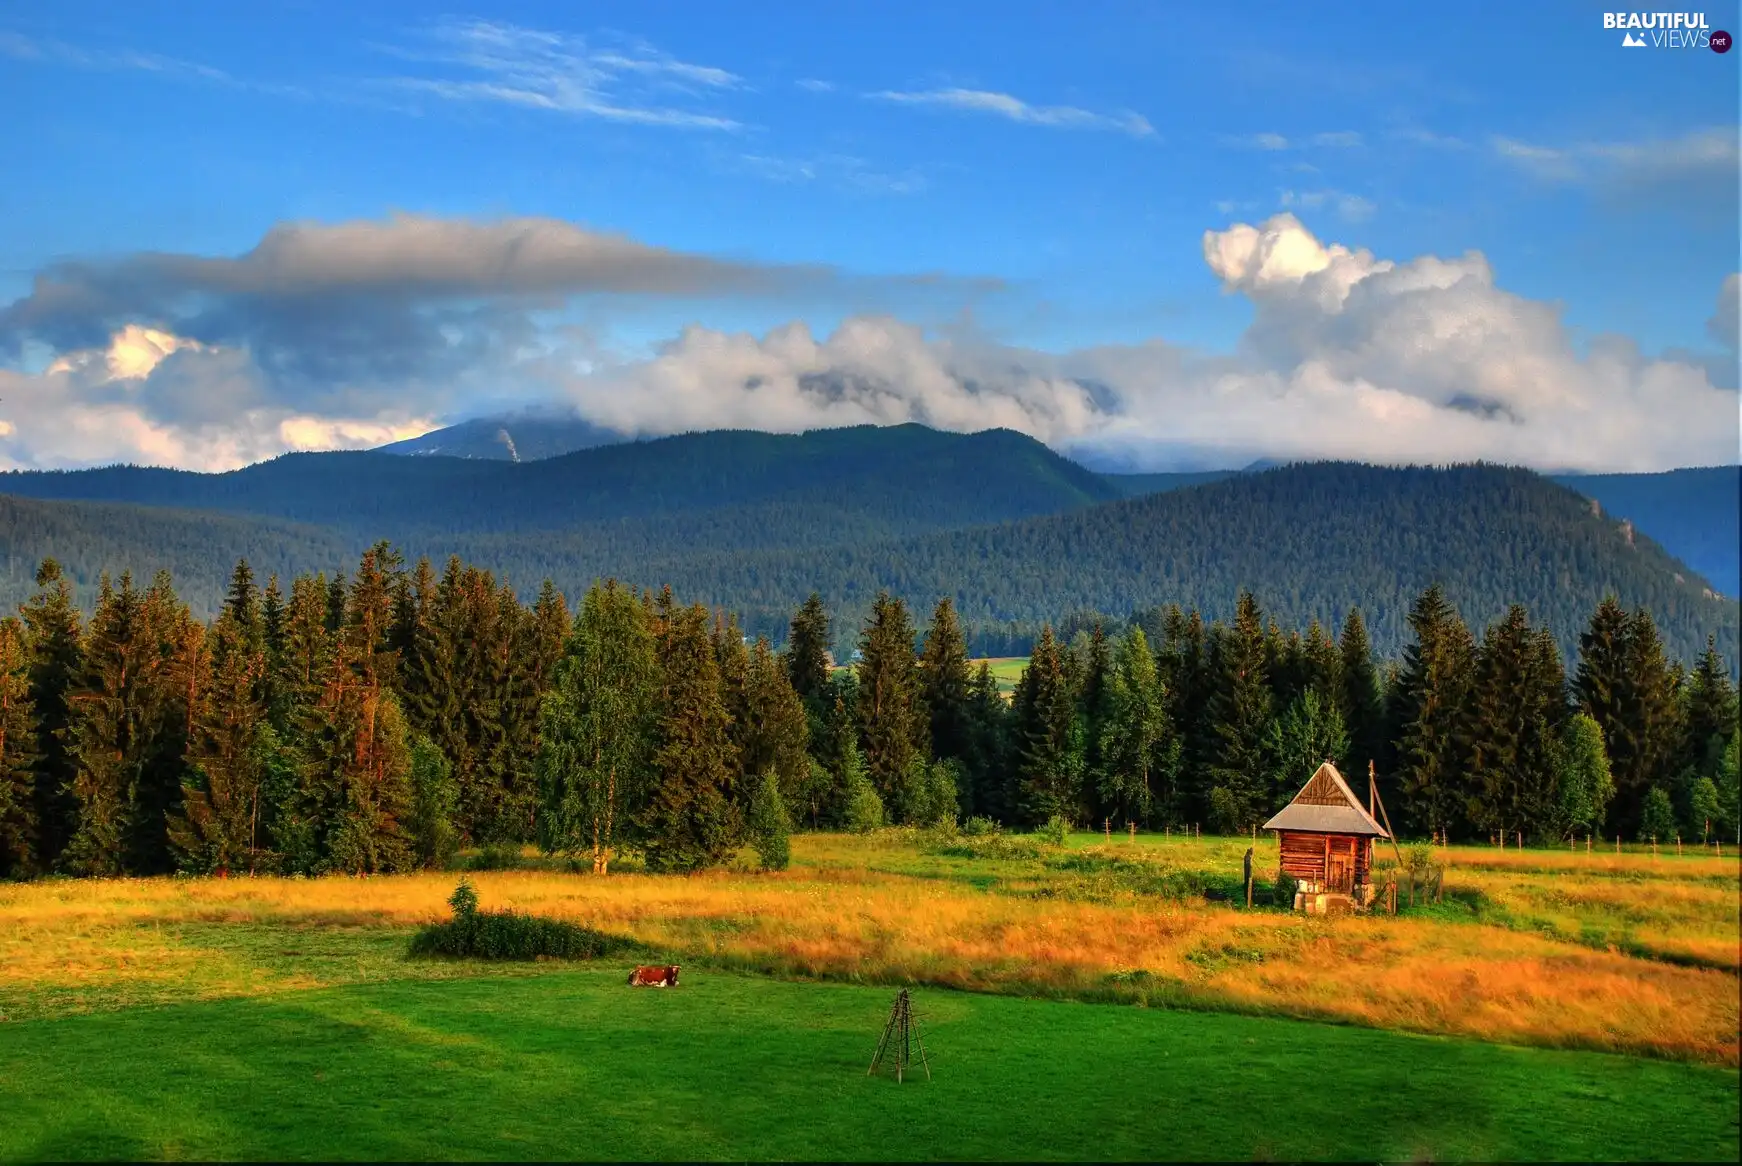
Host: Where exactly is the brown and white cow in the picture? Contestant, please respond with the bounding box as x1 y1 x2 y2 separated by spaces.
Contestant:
627 964 680 987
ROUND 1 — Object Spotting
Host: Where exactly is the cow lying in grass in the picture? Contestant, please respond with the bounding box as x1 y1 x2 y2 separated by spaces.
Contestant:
628 964 680 987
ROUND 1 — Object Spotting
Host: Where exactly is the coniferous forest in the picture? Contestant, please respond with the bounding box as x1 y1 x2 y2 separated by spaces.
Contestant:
0 545 1735 882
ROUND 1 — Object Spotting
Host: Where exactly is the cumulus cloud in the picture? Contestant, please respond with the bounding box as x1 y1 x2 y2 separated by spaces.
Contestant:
1 213 1734 474
523 214 1738 473
870 88 1154 137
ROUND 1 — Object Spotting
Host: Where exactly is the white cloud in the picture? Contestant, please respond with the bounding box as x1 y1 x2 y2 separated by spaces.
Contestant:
384 19 744 130
523 213 1737 473
1493 127 1739 184
795 78 834 93
0 328 435 471
731 153 925 195
1230 131 1363 150
3 215 1732 474
871 87 1154 137
1279 189 1376 223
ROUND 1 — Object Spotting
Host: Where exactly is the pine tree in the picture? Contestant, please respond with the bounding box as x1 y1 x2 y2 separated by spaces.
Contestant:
1393 584 1476 839
261 574 286 659
19 560 81 870
786 593 833 711
747 769 791 870
642 603 740 872
223 559 262 649
713 611 752 786
536 581 658 874
1099 627 1163 826
919 597 973 765
1075 620 1115 820
741 637 811 808
321 682 416 875
1156 605 1211 826
1577 602 1682 837
168 611 269 874
1011 627 1080 825
1464 607 1567 844
1337 608 1386 778
324 572 347 634
1677 637 1737 787
0 618 40 877
408 734 460 870
855 592 926 811
1204 593 1273 833
63 574 162 876
959 661 1010 822
1263 690 1349 813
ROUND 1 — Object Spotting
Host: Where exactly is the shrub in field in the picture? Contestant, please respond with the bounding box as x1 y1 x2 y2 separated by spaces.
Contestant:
1273 870 1299 907
1639 787 1677 843
961 815 999 837
748 771 791 872
935 832 1045 861
467 843 523 871
844 767 885 834
410 879 641 961
1038 815 1070 848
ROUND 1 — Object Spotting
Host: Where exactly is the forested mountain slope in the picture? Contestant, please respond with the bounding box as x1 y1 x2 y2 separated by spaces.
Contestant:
0 457 1730 665
376 414 628 461
1549 467 1739 598
0 424 1118 537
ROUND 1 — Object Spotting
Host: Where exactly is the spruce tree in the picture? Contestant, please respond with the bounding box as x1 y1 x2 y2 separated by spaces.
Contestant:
1393 584 1475 839
0 618 39 877
1577 603 1681 837
747 769 792 871
536 581 658 874
1099 627 1164 827
408 734 461 870
1011 627 1080 825
1204 593 1273 833
1263 690 1349 813
223 559 262 648
855 592 926 811
1677 637 1737 787
960 661 1010 822
1638 786 1677 843
786 594 833 710
1464 607 1567 844
1337 608 1386 778
63 574 160 876
321 682 416 875
168 611 269 873
1075 620 1114 821
919 597 973 765
19 560 81 870
1156 605 1211 826
741 637 811 807
642 603 740 872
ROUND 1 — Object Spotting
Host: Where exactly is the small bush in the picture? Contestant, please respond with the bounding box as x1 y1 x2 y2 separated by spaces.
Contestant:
1274 871 1299 907
411 880 639 962
467 843 522 871
1038 814 1070 848
961 815 999 837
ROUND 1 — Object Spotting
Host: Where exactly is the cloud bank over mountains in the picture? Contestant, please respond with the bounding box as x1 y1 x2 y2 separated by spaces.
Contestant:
0 213 1734 473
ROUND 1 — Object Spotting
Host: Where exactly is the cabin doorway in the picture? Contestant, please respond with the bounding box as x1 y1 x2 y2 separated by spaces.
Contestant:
1326 840 1356 894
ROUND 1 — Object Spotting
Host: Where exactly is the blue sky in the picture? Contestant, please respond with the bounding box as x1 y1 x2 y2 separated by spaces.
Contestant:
0 0 1737 472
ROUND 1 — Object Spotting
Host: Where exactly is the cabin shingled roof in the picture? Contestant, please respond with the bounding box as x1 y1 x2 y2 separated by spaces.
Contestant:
1262 761 1391 838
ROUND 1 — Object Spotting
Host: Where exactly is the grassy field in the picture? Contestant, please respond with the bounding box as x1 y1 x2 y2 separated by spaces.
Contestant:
970 656 1029 696
2 831 1738 1160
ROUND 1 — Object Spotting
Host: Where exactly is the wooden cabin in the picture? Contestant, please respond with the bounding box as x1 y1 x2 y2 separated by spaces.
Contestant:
1262 760 1390 912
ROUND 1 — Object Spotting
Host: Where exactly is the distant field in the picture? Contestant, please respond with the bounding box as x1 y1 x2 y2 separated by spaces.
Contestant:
972 656 1028 695
2 831 1737 1160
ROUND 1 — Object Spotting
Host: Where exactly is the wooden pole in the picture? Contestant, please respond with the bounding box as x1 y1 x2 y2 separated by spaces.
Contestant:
1128 821 1135 842
1516 830 1522 850
1677 835 1682 857
1369 782 1406 869
1616 835 1621 854
1368 760 1376 819
1105 818 1111 842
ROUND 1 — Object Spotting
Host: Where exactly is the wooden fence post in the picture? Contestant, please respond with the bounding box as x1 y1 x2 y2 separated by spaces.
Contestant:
1676 835 1682 857
1615 835 1621 854
1128 821 1135 843
1104 818 1111 842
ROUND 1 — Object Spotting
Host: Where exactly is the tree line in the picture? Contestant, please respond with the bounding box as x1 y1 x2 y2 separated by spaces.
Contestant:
0 548 1735 881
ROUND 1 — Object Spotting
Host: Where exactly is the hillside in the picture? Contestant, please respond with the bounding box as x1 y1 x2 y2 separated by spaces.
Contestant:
0 424 1118 538
1549 467 1739 598
0 456 1730 666
376 413 629 461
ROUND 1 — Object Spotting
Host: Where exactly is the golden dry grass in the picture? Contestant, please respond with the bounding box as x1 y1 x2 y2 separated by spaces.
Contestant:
2 831 1736 1066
